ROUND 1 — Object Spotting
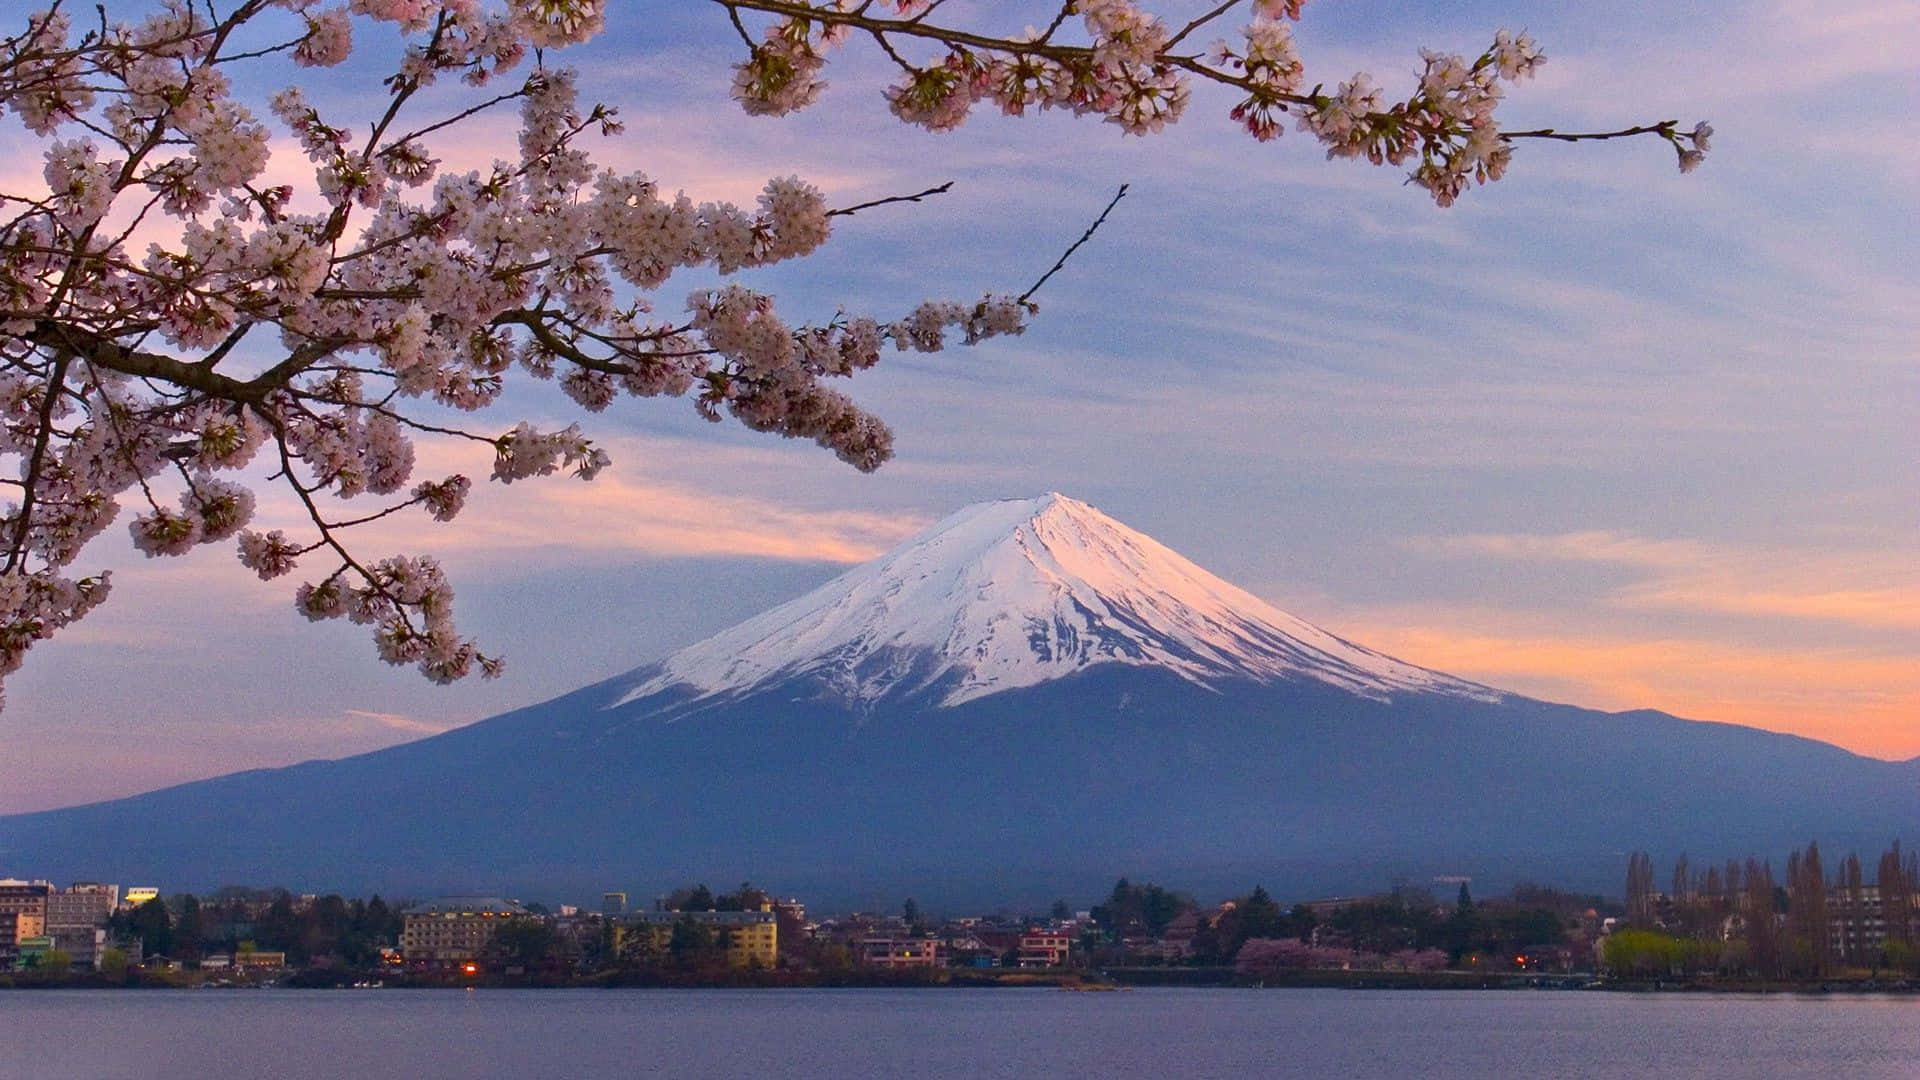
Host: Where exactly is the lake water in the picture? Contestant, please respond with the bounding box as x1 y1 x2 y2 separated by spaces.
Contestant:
4 987 1916 1079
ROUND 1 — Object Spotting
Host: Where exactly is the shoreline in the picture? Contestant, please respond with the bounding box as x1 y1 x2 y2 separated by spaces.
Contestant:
7 968 1918 995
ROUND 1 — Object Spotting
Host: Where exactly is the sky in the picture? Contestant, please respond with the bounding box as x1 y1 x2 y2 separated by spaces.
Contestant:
1 0 1915 815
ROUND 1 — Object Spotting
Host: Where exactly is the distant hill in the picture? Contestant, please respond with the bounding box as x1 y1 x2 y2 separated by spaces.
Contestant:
4 494 1913 909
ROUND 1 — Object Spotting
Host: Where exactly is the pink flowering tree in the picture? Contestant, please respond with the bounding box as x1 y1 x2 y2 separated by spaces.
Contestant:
1235 937 1373 973
0 0 1708 705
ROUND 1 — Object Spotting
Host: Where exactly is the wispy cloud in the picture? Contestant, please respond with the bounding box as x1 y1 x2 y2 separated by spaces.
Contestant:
336 435 927 565
1414 529 1920 631
342 709 462 736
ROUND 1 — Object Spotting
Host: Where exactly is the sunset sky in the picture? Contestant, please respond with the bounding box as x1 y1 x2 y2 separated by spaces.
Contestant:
1 0 1913 814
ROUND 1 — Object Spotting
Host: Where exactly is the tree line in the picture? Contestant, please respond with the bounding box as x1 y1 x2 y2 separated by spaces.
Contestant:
107 887 404 968
1611 842 1918 979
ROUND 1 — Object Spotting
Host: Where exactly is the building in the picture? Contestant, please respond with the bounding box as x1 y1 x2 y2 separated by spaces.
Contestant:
46 883 119 931
14 935 52 970
1018 929 1072 968
121 887 160 910
863 936 942 969
771 898 810 955
625 909 778 968
601 892 628 916
399 897 533 969
1 910 46 969
0 879 53 921
236 950 288 971
1829 886 1920 959
48 926 108 970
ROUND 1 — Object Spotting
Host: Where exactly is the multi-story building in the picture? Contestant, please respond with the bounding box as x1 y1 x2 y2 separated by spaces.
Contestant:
0 880 53 922
1017 929 1072 968
625 909 778 968
771 898 810 956
400 897 533 970
236 950 288 971
1828 886 1920 958
48 926 108 969
46 883 119 930
863 936 942 969
1 910 46 969
121 887 160 910
601 892 628 916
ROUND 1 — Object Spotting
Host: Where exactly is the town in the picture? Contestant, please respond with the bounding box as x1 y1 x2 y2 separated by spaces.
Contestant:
3 842 1915 990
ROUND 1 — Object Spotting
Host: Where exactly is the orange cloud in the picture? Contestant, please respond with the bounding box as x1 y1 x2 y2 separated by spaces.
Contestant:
1416 530 1920 632
1348 621 1920 762
1621 586 1920 629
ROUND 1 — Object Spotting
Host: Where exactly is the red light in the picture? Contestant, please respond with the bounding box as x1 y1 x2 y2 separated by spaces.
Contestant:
461 962 478 975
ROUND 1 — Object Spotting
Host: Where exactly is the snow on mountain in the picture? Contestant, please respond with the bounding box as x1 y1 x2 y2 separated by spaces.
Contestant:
613 493 1503 712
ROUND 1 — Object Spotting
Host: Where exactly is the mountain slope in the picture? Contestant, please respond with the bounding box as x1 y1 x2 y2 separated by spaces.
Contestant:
614 493 1499 711
2 494 1912 908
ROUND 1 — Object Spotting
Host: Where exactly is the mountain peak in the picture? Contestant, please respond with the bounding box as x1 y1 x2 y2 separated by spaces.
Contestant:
614 493 1502 712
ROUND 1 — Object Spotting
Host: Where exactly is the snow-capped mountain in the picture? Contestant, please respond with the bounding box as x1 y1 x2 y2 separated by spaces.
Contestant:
5 494 1914 909
617 493 1500 711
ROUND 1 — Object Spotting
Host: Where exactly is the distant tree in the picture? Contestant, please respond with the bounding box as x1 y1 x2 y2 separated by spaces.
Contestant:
1879 842 1917 957
97 947 130 979
676 885 717 913
489 920 560 971
902 897 922 928
300 894 352 964
1625 853 1656 926
1784 842 1829 979
255 892 299 955
715 883 768 913
1092 878 1195 942
1235 887 1286 945
1742 858 1780 979
617 923 664 971
1602 929 1688 979
668 918 721 969
1049 899 1071 923
1282 904 1319 943
1325 898 1434 955
126 896 174 958
358 895 401 953
173 894 205 962
1669 854 1692 927
1444 888 1484 961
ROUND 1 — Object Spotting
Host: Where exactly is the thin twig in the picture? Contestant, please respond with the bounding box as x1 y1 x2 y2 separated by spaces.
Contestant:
1019 184 1127 304
827 180 954 218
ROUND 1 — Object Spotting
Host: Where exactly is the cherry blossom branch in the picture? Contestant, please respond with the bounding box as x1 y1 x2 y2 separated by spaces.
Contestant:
0 0 1709 703
827 180 954 218
1020 183 1126 305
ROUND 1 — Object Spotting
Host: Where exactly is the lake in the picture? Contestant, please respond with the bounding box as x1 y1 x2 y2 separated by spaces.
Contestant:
4 987 1916 1078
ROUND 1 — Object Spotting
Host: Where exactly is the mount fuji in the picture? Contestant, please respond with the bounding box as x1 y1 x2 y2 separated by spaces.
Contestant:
3 494 1914 908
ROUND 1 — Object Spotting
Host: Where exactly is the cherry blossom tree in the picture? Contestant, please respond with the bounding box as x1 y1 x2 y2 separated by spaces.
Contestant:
0 0 1710 705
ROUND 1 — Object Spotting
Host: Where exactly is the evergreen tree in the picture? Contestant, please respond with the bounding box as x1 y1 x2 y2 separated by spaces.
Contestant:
127 897 174 958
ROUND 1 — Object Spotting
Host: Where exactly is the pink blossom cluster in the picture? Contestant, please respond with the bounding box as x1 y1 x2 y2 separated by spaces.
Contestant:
294 553 496 681
1235 938 1448 973
0 1 1707 701
735 0 1198 137
722 3 1704 206
1234 937 1369 973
